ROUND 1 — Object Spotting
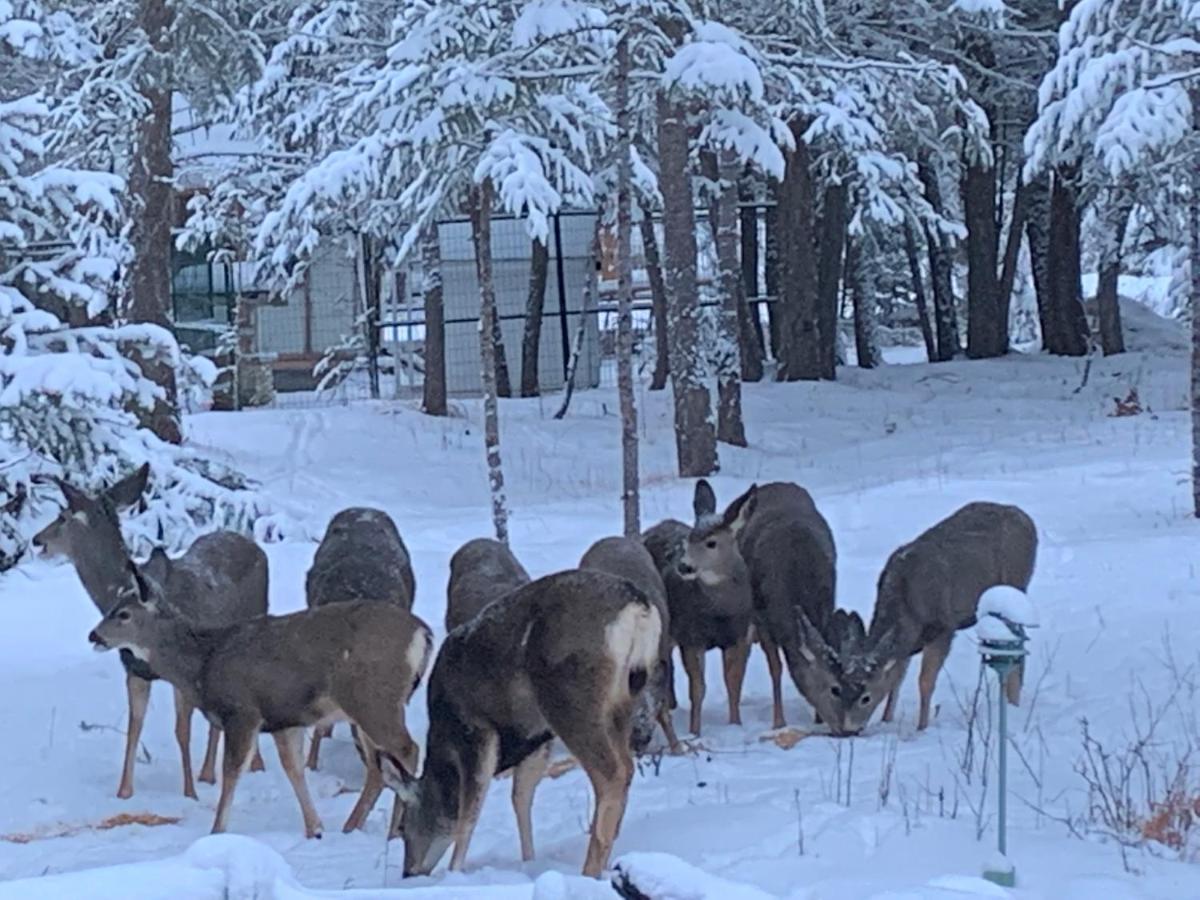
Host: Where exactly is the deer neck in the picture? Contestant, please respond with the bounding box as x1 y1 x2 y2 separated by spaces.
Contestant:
147 619 217 704
73 545 140 616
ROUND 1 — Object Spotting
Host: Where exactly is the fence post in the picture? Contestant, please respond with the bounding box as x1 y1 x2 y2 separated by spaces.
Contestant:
553 213 571 380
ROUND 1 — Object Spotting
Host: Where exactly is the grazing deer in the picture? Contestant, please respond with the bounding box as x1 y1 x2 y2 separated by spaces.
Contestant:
736 482 840 732
32 464 268 799
305 506 416 771
378 569 661 878
445 537 530 633
89 575 432 838
642 481 756 736
579 536 679 752
834 501 1037 734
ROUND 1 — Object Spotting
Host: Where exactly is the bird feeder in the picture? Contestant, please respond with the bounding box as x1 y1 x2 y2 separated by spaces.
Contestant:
975 585 1038 888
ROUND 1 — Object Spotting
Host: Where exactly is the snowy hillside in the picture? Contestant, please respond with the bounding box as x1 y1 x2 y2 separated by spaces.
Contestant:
0 344 1197 897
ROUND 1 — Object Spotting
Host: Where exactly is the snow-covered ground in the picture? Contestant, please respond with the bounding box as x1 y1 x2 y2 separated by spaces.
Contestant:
1 341 1198 897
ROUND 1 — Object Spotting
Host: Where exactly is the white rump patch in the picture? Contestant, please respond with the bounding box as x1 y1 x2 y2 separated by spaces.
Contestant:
604 603 663 702
407 627 433 683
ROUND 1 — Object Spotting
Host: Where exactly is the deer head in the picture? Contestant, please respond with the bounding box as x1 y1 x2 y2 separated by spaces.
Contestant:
677 480 757 585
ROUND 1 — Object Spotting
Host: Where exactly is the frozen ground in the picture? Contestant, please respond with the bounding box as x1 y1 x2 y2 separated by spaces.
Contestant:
1 340 1198 897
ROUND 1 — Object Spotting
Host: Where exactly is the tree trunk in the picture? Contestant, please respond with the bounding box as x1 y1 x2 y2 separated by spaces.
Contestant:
492 310 512 398
1025 174 1058 351
962 160 1005 358
904 221 937 362
706 149 747 447
816 182 848 379
917 153 959 361
996 178 1030 351
764 187 782 360
519 238 550 396
777 121 821 381
615 35 640 536
738 181 766 379
848 233 881 369
421 223 447 416
360 235 382 400
125 0 180 443
1096 196 1131 356
470 179 510 544
1191 80 1200 518
1045 167 1089 356
657 88 716 477
638 201 670 391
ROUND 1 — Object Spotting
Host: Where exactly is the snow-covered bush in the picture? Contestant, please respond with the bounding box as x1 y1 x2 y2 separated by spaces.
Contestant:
0 8 273 571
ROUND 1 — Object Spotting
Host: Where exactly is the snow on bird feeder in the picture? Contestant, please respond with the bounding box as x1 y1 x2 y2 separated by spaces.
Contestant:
975 584 1037 888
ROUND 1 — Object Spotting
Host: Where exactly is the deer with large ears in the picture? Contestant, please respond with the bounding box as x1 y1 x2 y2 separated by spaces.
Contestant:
642 480 757 736
32 463 269 799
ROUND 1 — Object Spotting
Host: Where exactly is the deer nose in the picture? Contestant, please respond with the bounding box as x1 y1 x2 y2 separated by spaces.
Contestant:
88 630 107 650
677 561 696 577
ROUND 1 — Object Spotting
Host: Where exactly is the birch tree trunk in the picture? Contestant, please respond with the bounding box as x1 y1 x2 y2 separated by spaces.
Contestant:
470 179 510 544
421 223 447 416
125 0 180 443
520 238 550 396
615 36 640 535
657 88 716 476
707 149 747 447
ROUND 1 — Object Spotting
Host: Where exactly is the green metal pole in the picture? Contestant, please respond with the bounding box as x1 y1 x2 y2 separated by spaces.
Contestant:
997 668 1007 858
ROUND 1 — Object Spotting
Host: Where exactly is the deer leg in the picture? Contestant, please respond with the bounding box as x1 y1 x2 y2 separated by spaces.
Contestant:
1004 658 1024 707
512 742 551 861
881 658 911 724
172 689 197 800
307 723 333 771
679 646 706 736
116 674 151 800
664 646 678 710
574 730 634 878
758 636 786 730
917 634 954 731
448 731 499 872
342 732 385 834
211 715 260 835
722 633 752 726
198 724 220 784
274 727 324 838
250 739 266 773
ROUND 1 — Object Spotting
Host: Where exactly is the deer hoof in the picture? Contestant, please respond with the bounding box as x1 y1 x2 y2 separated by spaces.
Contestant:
116 785 133 800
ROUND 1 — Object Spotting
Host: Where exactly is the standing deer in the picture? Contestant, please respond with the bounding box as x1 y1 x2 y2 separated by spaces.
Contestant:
31 464 268 799
445 537 530 633
832 501 1037 733
642 481 756 736
377 569 661 878
305 506 416 771
736 481 840 732
89 574 432 839
579 536 679 752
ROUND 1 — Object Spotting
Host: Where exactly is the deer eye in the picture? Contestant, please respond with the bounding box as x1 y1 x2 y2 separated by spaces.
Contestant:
830 684 841 697
116 609 132 622
860 694 871 706
705 539 717 549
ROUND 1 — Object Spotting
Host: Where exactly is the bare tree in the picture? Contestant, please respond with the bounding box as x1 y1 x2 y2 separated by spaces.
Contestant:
124 0 180 443
615 35 640 536
470 179 510 544
656 87 716 476
421 223 447 416
705 149 747 447
519 237 550 396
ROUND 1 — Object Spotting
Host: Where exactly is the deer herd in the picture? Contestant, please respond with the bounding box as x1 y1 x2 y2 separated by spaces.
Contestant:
31 465 1038 879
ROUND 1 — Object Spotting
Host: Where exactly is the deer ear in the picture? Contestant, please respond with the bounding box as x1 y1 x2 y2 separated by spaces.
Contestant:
692 480 717 521
55 478 90 511
107 463 150 510
795 610 834 666
722 484 758 535
376 750 418 804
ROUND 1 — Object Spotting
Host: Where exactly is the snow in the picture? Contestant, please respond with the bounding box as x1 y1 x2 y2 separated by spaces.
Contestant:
978 586 1038 629
0 343 1198 897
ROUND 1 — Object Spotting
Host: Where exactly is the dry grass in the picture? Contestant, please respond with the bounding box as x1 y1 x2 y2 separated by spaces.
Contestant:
1 812 180 844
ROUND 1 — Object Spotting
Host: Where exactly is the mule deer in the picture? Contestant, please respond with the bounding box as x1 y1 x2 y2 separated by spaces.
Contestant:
837 502 1038 733
377 569 660 878
736 482 839 732
579 536 679 752
445 537 530 633
305 506 416 770
32 464 268 799
642 481 756 736
89 574 432 838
